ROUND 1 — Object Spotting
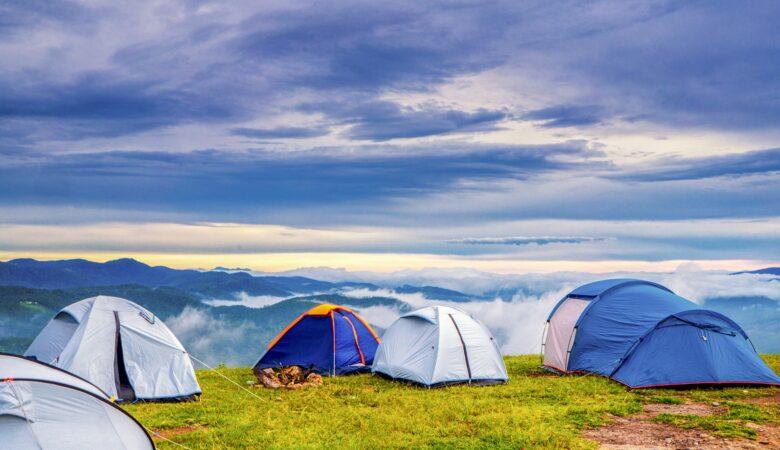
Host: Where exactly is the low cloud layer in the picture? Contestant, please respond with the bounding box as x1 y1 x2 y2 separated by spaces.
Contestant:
227 267 780 358
204 293 292 309
166 306 258 366
448 236 607 246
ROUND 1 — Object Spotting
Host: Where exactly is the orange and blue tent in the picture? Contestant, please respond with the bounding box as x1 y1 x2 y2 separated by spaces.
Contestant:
254 304 381 375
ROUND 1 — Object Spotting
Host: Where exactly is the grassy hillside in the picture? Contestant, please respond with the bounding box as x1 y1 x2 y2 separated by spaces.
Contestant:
125 355 779 449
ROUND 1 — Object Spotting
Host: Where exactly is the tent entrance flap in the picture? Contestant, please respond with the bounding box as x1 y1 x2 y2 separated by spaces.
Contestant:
543 297 589 371
113 312 136 402
448 313 472 380
341 315 366 365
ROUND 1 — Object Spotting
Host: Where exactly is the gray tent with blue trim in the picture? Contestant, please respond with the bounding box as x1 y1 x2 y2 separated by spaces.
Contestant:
25 296 200 401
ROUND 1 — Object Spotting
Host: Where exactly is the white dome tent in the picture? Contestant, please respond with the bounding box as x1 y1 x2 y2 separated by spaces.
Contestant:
25 295 200 402
372 306 508 387
0 353 154 449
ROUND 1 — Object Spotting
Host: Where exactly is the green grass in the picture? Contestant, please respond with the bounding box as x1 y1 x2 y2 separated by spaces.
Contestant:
125 355 779 449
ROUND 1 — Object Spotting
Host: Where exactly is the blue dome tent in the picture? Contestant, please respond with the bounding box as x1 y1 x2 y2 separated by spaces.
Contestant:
542 279 780 388
254 304 380 376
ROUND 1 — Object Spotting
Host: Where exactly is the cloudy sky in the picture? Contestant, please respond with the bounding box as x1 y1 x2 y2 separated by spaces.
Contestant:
1 0 779 272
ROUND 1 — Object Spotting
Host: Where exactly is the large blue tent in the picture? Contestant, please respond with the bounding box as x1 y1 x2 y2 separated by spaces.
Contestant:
254 304 380 376
542 279 779 388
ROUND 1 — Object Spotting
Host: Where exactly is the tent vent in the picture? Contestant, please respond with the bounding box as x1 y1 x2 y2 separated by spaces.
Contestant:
139 310 155 324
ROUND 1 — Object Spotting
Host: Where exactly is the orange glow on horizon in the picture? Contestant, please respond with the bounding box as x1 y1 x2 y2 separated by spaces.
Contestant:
0 251 774 274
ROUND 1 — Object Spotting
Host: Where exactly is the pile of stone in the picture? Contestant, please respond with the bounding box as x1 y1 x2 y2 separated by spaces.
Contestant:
253 366 323 389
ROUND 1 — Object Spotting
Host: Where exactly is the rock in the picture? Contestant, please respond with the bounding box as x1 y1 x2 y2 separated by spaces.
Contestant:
711 402 720 407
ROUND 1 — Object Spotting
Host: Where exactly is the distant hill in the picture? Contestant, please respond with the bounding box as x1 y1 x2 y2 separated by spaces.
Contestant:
732 267 780 276
702 296 780 353
0 258 287 296
285 293 412 313
0 258 476 304
394 284 473 301
0 258 385 298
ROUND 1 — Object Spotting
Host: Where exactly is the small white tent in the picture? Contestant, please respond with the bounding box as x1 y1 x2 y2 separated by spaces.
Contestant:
0 353 154 449
25 295 200 401
372 306 508 386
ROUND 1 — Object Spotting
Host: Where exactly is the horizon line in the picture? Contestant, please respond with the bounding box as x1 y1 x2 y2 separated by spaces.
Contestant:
1 252 776 275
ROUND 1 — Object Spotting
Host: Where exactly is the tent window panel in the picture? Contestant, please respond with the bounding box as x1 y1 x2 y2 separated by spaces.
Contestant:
543 297 589 371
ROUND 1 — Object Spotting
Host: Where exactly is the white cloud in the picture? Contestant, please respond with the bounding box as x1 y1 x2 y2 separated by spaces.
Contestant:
289 266 780 354
169 265 780 361
166 306 255 366
448 236 608 246
204 292 292 308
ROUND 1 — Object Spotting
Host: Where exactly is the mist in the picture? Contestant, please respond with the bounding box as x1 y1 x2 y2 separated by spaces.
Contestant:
280 266 780 355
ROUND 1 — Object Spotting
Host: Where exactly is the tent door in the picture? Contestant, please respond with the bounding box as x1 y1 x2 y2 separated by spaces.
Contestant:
448 314 472 381
543 297 589 371
341 315 366 365
113 312 136 401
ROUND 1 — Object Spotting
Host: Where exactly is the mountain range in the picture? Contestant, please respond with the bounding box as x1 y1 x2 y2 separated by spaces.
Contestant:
0 258 373 296
0 258 476 300
733 267 780 277
1 258 777 365
0 258 473 364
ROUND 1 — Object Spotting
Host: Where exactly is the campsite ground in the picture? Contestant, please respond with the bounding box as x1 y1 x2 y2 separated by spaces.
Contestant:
125 355 779 449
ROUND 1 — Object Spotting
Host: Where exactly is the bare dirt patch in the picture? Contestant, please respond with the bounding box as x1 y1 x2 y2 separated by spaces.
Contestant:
154 424 207 439
741 392 780 407
643 402 725 417
583 402 777 449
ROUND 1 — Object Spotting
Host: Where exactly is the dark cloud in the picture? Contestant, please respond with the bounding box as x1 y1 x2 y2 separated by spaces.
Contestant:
448 236 607 246
0 72 240 141
232 3 507 92
522 105 606 128
619 148 780 182
0 142 595 219
3 1 780 143
230 126 330 139
302 101 507 141
522 1 780 129
0 0 95 34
